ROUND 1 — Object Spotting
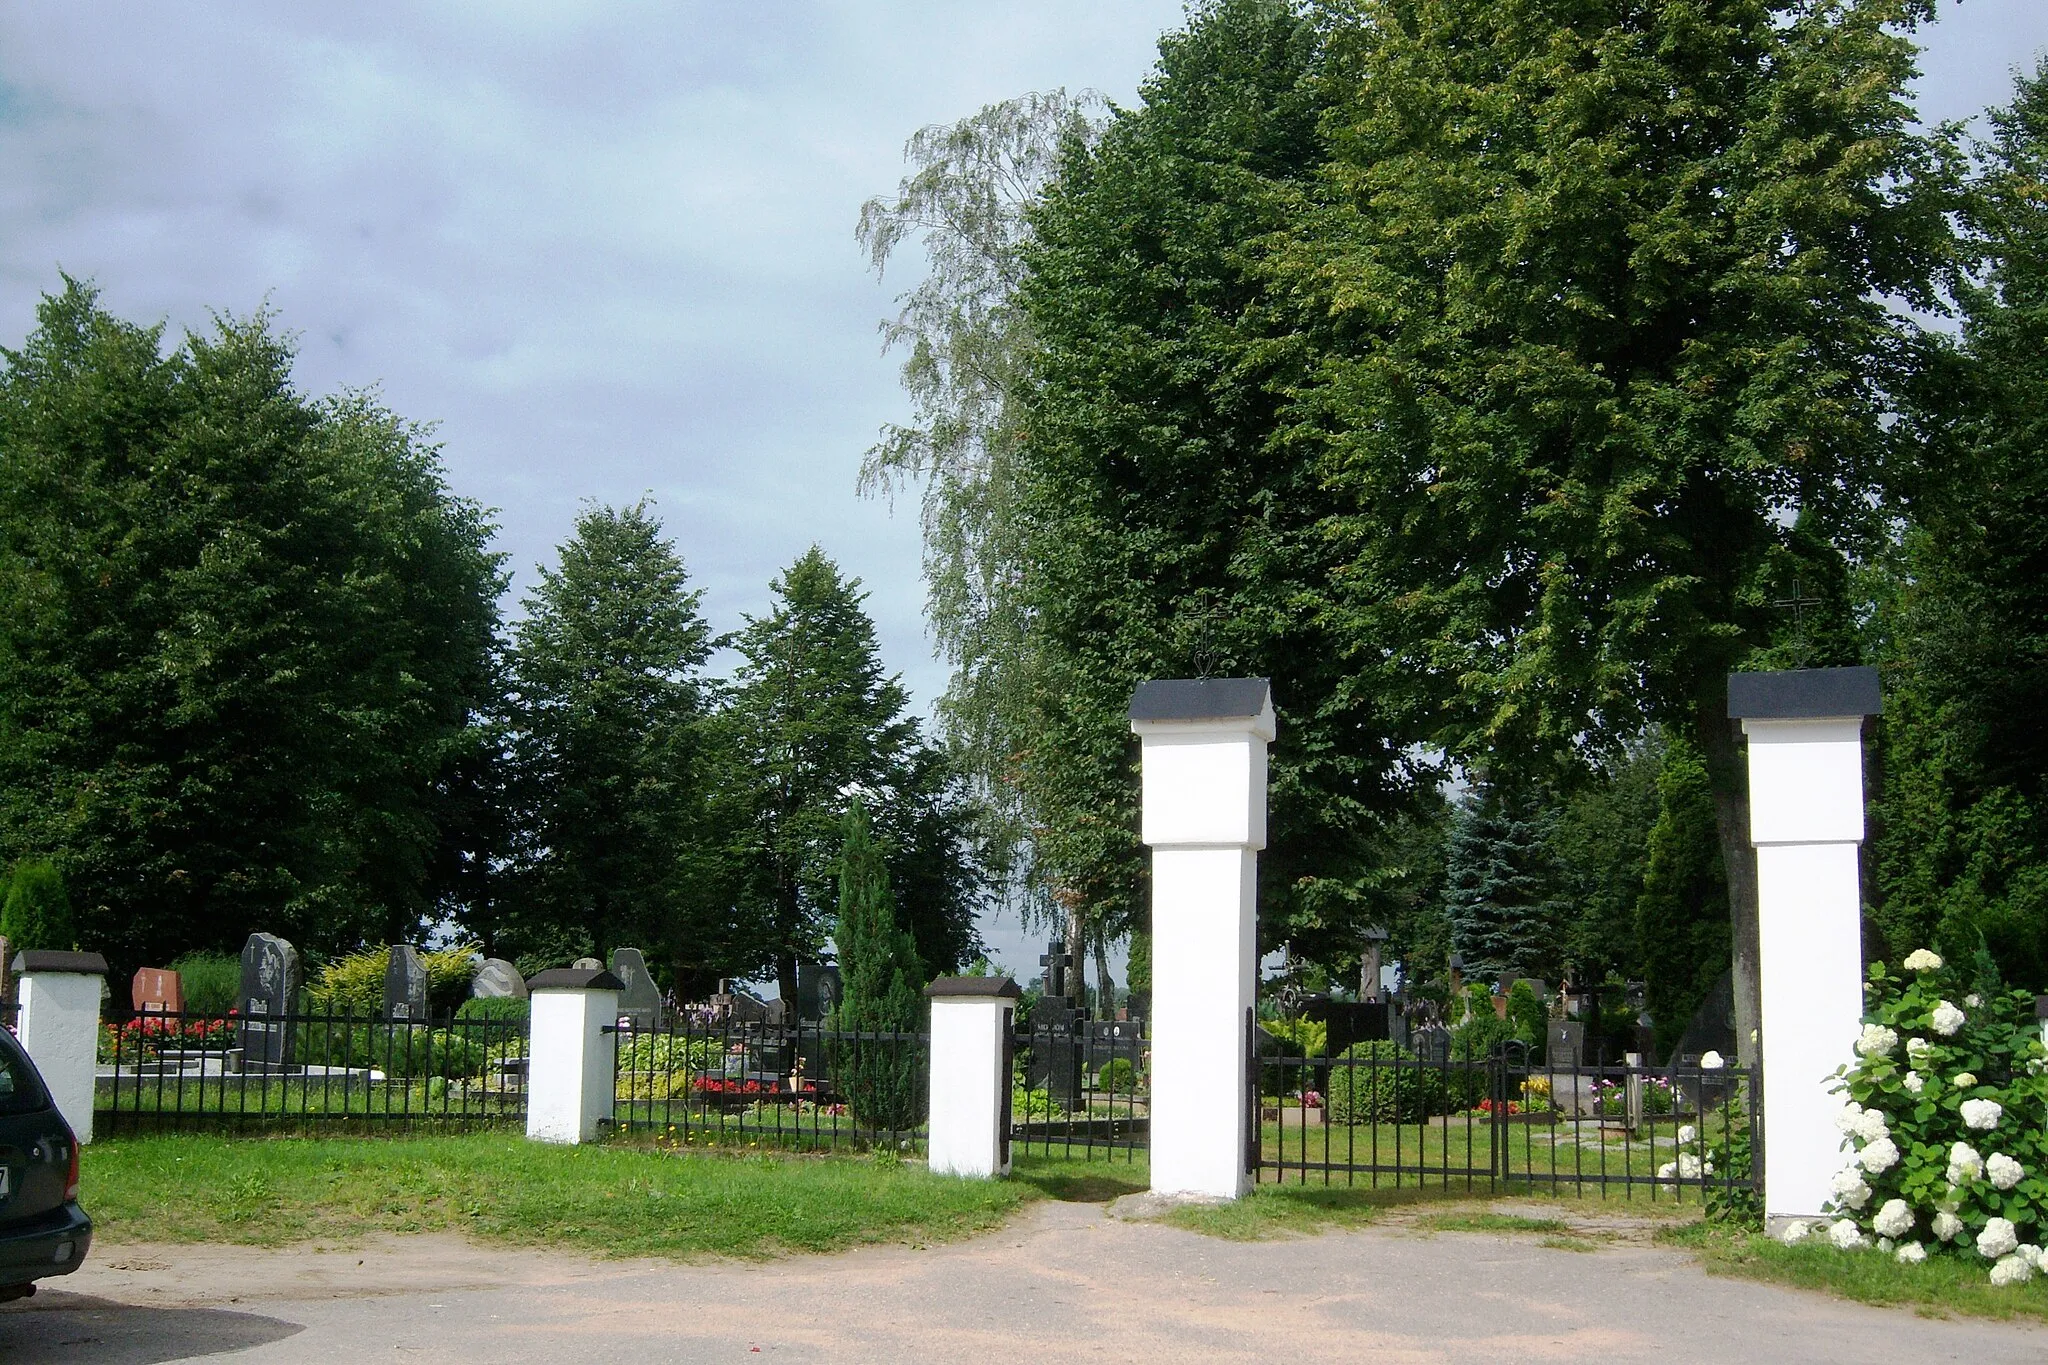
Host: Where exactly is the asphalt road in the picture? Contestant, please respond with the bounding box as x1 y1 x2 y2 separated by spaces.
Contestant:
5 1200 2045 1363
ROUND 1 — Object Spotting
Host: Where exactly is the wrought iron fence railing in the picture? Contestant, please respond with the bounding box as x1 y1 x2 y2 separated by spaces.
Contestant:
1256 1040 1760 1208
95 1006 529 1134
1009 1021 1147 1160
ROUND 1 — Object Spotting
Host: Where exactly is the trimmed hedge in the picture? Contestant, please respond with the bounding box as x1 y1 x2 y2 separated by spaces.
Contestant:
1326 1040 1440 1124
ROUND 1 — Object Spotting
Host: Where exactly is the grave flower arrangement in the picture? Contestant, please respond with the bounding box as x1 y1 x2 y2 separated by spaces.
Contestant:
1804 951 2048 1284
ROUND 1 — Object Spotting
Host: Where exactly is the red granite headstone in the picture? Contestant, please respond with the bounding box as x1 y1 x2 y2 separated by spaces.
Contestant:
133 967 184 1015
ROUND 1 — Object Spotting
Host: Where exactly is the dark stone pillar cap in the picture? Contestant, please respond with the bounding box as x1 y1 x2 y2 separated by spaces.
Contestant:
1130 677 1272 723
925 975 1021 1000
1727 666 1882 719
12 950 109 975
528 968 624 992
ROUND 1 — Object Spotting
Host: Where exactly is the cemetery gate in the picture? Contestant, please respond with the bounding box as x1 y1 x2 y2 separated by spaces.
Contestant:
1250 1013 1762 1208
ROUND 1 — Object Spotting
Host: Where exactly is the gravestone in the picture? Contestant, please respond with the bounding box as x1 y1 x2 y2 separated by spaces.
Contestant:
1411 1022 1452 1068
709 980 769 1024
385 945 430 1022
609 947 663 1030
470 958 527 1000
238 932 301 1068
1027 990 1083 1111
1547 1019 1586 1068
572 957 602 971
132 967 183 1015
795 963 841 1023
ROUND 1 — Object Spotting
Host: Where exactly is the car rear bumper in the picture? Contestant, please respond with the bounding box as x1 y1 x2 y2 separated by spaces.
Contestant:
0 1203 92 1286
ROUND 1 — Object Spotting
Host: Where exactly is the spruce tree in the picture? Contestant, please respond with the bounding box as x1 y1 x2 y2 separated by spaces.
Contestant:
830 801 926 1132
1633 741 1731 1061
1441 776 1563 980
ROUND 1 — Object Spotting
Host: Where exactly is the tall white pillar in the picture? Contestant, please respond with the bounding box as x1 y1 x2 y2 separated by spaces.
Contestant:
1131 678 1275 1201
1731 666 1881 1223
13 950 108 1144
526 967 622 1145
925 976 1018 1178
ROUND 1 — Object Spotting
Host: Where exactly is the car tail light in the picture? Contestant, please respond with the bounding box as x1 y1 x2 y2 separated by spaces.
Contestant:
64 1143 79 1203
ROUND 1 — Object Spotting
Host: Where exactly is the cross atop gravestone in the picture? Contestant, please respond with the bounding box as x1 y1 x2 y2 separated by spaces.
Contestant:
238 933 301 1068
609 947 662 1030
386 945 430 1022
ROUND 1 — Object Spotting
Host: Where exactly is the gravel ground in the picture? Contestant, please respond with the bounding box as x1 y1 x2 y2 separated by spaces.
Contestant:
5 1200 2045 1364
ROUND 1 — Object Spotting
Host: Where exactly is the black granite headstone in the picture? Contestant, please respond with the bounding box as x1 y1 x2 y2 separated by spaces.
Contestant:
610 947 663 1029
238 932 301 1068
795 963 842 1022
385 944 430 1023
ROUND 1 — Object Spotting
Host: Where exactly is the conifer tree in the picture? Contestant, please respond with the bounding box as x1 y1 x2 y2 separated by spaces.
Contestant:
1441 777 1563 979
1633 741 1731 1061
0 859 73 955
830 801 926 1131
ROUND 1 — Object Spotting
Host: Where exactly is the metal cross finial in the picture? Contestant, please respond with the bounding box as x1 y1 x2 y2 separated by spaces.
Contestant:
1770 578 1824 666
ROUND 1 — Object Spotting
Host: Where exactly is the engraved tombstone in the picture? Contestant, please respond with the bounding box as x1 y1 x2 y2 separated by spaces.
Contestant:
610 947 663 1030
238 933 301 1068
795 963 842 1023
385 944 430 1023
470 957 527 1000
133 967 184 1016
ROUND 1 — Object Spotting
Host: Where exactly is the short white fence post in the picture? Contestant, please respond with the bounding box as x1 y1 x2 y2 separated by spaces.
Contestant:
13 950 108 1144
925 976 1018 1178
525 966 622 1145
1731 666 1882 1224
1130 677 1275 1201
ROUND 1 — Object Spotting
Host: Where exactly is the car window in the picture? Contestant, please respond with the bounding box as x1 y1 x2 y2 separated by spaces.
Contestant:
0 1031 46 1116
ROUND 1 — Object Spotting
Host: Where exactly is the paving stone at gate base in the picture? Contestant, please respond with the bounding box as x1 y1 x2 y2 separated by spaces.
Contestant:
13 1206 2045 1364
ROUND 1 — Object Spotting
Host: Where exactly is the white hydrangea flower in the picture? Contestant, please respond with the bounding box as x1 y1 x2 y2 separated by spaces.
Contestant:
1978 1217 2020 1259
1657 1161 1676 1180
1830 1219 1867 1251
1904 1071 1925 1095
1904 949 1943 972
1965 993 1983 1009
1991 1254 2034 1287
1955 1072 1977 1089
1948 1142 1985 1185
1907 1036 1935 1064
1987 1153 2025 1191
1699 1050 1725 1070
1961 1098 2004 1131
1857 1024 1899 1058
1851 1108 1890 1144
1934 1210 1965 1242
1835 1102 1866 1136
1677 1123 1698 1145
1897 1241 1928 1264
1703 1160 1715 1176
1830 1167 1873 1210
1931 1001 1966 1036
1874 1199 1915 1239
1780 1220 1811 1245
1676 1153 1703 1179
2021 1245 2046 1270
1878 1237 1895 1253
1859 1137 1901 1175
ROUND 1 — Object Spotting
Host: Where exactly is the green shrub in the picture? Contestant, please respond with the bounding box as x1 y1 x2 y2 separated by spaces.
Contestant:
1446 1013 1526 1110
169 951 240 1014
614 1032 720 1100
1507 980 1546 1060
1326 1040 1440 1124
293 1023 486 1079
1 860 73 954
1097 1058 1137 1093
455 996 530 1025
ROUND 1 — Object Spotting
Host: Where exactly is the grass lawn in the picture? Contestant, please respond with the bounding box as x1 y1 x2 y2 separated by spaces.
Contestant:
80 1132 1028 1261
1661 1222 2048 1323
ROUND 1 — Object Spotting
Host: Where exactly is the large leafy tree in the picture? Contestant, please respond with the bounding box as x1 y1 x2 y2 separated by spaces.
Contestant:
725 547 977 1003
499 502 729 982
0 281 504 972
1869 59 2048 984
1283 0 1958 1060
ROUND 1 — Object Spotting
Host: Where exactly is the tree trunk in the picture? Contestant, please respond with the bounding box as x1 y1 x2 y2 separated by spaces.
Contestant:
1065 901 1087 1016
777 952 799 1014
1094 936 1116 1018
1695 702 1761 1069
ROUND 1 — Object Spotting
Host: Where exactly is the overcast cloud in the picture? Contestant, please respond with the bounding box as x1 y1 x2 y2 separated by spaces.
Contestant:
2 2 2044 975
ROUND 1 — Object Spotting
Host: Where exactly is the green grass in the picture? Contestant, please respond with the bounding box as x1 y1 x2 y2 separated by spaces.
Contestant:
1659 1223 2048 1323
80 1132 1027 1260
1159 1184 1416 1241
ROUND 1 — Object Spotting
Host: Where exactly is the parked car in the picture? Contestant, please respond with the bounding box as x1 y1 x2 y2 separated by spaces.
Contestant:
0 1025 90 1302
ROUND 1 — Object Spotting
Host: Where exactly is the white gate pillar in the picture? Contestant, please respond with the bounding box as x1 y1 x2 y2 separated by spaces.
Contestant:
925 976 1019 1178
1730 666 1882 1223
13 950 108 1144
1131 677 1275 1201
526 966 622 1145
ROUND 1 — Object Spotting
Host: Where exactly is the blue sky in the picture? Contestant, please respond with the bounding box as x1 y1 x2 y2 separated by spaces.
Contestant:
2 2 2044 979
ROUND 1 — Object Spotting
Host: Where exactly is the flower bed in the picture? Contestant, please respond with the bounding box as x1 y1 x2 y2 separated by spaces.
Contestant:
1785 949 2048 1286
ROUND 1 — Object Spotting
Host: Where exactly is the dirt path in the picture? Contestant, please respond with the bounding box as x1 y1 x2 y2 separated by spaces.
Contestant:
6 1200 2044 1364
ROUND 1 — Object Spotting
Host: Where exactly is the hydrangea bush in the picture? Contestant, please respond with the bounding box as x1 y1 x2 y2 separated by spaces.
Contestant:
1798 950 2048 1285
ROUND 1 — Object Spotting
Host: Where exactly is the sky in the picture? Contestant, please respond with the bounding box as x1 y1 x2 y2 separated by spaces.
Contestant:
2 1 2045 981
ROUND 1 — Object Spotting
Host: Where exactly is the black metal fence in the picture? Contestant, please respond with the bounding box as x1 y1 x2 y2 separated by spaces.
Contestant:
95 1007 528 1134
611 1015 929 1151
1010 1020 1147 1160
1255 1038 1761 1207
